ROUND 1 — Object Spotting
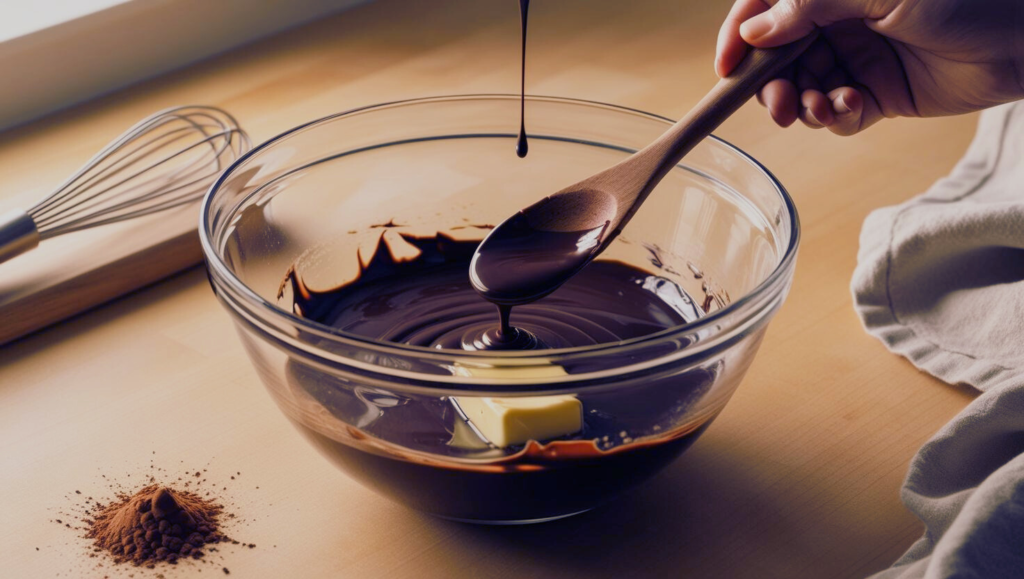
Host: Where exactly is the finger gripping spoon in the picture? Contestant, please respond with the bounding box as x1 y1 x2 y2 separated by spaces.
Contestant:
470 36 815 308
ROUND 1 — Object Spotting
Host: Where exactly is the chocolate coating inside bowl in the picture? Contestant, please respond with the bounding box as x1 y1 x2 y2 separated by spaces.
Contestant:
284 356 720 522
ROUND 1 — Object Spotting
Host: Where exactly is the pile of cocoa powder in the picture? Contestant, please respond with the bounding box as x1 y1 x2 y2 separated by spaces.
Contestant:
86 485 226 566
49 459 262 577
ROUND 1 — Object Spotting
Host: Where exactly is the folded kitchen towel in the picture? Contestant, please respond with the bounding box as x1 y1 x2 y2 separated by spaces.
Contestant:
853 100 1024 579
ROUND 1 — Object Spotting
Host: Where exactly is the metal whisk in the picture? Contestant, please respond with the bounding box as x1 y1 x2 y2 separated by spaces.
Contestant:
0 105 251 264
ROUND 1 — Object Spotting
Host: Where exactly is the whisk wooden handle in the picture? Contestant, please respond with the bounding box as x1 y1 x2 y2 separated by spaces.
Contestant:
0 210 40 264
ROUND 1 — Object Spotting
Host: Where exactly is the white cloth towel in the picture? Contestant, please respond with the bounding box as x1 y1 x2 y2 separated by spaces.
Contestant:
854 101 1024 579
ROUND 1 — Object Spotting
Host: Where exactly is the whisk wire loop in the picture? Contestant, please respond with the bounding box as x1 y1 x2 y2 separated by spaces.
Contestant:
35 127 245 234
26 106 250 240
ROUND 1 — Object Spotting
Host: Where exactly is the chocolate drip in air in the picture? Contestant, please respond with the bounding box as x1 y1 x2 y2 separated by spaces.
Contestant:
516 0 530 158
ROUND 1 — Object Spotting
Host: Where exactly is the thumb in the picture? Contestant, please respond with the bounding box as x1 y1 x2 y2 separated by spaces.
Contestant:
739 0 879 47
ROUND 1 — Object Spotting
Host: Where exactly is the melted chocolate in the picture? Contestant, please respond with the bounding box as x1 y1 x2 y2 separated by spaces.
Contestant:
516 0 530 158
279 231 720 521
294 420 711 521
285 352 721 521
281 231 697 350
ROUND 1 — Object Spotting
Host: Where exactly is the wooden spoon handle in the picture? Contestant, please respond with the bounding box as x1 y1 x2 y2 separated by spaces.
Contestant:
639 33 819 190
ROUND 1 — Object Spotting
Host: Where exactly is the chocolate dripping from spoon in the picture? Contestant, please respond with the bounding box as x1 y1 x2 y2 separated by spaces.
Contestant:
516 0 530 158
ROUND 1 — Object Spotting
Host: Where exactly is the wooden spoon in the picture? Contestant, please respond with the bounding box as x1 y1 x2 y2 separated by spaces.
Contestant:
470 36 816 307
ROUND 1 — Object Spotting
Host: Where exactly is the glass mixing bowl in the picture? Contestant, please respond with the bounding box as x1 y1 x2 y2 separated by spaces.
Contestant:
200 95 798 524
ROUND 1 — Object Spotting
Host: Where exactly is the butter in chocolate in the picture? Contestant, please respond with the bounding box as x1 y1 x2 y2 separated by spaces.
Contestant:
452 395 582 448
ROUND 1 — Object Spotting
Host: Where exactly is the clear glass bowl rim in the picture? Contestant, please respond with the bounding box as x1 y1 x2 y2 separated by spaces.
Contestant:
199 94 800 365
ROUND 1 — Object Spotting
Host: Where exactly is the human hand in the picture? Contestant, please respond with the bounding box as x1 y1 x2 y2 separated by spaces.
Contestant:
716 0 1024 135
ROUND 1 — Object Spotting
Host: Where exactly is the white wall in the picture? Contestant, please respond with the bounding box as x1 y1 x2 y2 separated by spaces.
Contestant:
0 0 368 131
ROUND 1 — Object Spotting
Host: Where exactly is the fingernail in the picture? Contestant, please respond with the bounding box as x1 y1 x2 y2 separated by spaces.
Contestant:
740 15 773 42
835 94 852 115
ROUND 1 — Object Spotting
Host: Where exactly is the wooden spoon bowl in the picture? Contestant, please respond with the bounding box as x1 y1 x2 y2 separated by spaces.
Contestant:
471 35 816 306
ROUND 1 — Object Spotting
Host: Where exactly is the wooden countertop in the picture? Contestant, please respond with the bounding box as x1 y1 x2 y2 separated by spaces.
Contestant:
0 1 979 577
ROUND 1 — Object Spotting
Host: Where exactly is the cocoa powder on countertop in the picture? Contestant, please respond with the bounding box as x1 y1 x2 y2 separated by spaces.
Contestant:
86 485 227 566
48 458 262 577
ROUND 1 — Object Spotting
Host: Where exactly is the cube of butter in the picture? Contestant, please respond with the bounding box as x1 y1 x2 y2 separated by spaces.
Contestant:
453 395 583 447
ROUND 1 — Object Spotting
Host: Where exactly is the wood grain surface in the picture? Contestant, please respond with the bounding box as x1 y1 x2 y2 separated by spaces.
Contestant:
0 1 980 578
0 213 202 346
